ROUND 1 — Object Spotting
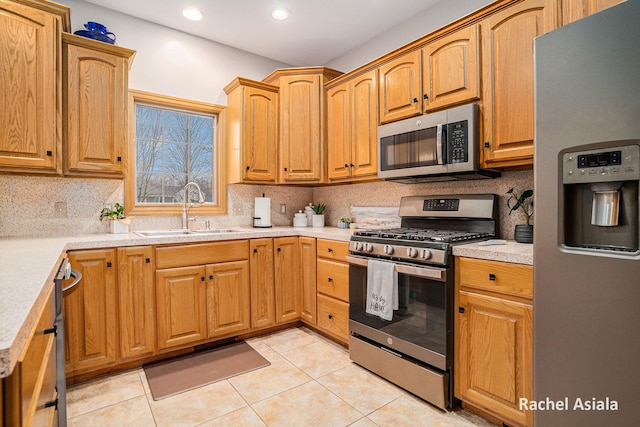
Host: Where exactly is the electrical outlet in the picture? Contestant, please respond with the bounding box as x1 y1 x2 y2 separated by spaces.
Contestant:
232 203 243 215
280 204 286 213
54 202 67 218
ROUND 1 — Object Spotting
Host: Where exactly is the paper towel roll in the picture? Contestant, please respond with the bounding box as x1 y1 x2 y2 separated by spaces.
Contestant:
254 196 271 227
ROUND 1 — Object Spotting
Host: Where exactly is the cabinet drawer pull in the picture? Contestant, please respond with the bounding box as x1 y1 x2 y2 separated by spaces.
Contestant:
43 326 57 335
327 248 333 253
489 273 496 281
44 399 58 409
458 307 465 314
328 314 334 320
327 277 333 283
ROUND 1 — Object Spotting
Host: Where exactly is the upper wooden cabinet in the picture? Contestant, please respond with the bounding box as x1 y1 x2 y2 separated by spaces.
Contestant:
561 0 624 25
63 33 135 177
264 67 342 184
422 24 480 112
224 78 279 184
0 0 63 174
480 0 558 168
378 50 422 124
326 69 378 182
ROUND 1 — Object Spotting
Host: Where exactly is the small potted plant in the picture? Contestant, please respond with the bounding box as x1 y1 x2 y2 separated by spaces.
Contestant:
311 203 326 228
99 203 130 234
337 217 351 229
507 188 534 243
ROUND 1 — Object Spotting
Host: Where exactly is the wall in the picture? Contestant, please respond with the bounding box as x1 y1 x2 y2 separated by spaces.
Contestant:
59 0 292 104
325 0 494 72
315 170 533 240
1 0 531 239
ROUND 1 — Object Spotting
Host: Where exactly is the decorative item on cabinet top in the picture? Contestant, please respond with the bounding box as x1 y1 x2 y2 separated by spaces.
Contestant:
74 21 116 44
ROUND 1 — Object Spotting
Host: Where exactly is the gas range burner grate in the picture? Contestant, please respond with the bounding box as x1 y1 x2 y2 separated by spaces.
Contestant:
354 228 493 243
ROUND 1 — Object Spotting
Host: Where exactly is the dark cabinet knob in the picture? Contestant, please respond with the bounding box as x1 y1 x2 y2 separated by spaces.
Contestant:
489 273 496 281
458 307 465 314
350 163 354 168
246 166 250 170
145 258 151 263
423 94 429 100
277 247 281 252
117 156 122 162
106 262 112 268
328 314 334 320
283 167 288 172
46 150 52 156
327 248 333 253
344 164 349 168
209 275 214 280
328 277 333 283
253 248 258 253
201 277 205 281
413 98 418 103
484 142 491 148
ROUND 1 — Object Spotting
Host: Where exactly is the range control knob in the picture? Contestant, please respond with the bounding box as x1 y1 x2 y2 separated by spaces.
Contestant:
354 242 364 251
421 249 432 260
384 245 395 255
407 247 418 258
365 243 374 253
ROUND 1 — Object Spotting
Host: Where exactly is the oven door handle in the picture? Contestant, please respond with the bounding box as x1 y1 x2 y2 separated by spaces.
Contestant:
346 255 446 281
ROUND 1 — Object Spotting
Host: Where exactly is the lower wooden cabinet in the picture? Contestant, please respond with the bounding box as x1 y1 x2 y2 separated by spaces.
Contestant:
117 246 156 361
207 260 251 337
315 239 350 344
455 257 533 427
64 249 118 374
155 265 207 350
3 287 57 427
299 237 317 325
274 237 301 323
249 238 276 329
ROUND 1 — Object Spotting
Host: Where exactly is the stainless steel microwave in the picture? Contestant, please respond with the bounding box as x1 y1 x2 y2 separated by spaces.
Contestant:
377 104 499 182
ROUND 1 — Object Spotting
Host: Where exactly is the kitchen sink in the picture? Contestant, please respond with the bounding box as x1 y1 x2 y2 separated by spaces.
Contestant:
135 229 243 237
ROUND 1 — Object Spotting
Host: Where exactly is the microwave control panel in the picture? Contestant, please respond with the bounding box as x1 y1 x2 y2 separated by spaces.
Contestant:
446 120 468 164
562 144 640 184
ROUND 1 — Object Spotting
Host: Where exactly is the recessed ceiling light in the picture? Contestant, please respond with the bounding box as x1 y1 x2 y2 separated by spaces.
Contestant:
271 8 290 21
182 8 203 21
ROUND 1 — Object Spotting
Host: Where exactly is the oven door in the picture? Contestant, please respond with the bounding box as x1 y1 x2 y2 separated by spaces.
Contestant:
346 255 451 371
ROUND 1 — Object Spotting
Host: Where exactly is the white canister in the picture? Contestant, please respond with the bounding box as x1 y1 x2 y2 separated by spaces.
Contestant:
304 203 314 226
293 210 307 227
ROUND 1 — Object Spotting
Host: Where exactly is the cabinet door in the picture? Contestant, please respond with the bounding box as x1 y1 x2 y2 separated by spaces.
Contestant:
65 249 117 373
423 24 480 112
274 237 301 323
0 1 59 173
456 291 533 427
350 70 378 179
299 237 317 325
156 266 207 350
561 0 624 25
249 239 275 329
481 0 558 167
64 41 127 176
207 260 251 337
279 74 323 182
243 86 278 182
327 82 352 181
378 49 422 124
117 246 155 362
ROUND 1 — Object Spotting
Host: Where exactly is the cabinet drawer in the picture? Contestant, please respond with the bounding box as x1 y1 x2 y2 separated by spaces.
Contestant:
317 239 349 262
156 240 249 269
317 294 349 344
457 257 533 299
317 259 349 302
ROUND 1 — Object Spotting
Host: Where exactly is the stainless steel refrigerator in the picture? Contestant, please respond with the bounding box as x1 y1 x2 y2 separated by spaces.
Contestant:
534 2 640 426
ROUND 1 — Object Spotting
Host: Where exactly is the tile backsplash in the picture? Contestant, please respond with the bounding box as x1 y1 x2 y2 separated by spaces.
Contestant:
0 169 532 239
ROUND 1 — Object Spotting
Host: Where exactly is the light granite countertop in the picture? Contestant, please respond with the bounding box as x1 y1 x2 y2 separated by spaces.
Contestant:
0 226 531 377
453 240 534 265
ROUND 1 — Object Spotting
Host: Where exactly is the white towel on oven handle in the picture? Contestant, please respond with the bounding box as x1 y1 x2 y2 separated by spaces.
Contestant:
366 259 398 321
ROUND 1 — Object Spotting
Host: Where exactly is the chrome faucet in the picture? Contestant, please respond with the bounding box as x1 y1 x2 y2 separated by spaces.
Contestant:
181 182 205 229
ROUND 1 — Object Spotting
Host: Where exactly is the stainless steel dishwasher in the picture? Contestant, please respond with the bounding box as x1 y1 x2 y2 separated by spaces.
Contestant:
54 259 81 427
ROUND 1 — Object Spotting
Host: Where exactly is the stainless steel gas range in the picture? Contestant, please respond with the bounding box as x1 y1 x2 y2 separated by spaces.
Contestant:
347 194 497 410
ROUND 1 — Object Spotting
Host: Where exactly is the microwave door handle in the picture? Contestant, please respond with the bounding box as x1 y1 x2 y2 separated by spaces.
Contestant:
436 124 444 165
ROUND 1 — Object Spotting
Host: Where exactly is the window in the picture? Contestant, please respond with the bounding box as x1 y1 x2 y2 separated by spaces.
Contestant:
126 90 226 216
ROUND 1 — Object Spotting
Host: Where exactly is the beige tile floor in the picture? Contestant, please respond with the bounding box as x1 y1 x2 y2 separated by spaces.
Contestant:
67 327 495 427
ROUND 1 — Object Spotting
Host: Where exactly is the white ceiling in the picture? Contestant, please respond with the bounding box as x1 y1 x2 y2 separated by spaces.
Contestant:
81 0 442 66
